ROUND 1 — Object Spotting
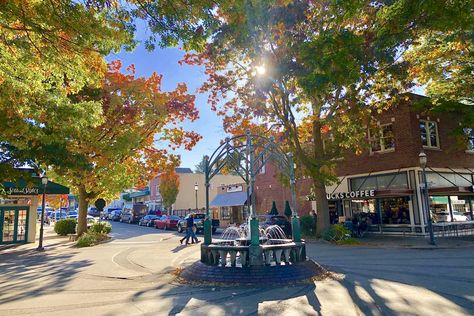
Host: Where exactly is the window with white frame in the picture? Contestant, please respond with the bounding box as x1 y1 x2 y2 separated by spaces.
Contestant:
420 120 439 148
369 124 395 153
464 128 474 152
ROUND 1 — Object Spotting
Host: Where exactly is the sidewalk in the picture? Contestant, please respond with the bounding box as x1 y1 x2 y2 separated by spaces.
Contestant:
306 234 474 249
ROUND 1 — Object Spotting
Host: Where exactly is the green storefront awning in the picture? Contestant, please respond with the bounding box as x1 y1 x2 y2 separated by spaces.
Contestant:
1 179 70 195
430 196 449 204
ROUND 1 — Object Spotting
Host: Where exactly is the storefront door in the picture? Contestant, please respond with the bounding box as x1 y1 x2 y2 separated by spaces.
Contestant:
0 206 29 244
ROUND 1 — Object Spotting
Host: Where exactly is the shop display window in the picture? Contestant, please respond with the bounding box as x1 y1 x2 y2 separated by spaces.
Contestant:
426 172 473 188
220 206 230 220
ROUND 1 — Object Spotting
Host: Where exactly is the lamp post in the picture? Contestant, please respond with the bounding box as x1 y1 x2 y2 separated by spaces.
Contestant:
419 152 435 245
194 182 198 211
37 173 48 251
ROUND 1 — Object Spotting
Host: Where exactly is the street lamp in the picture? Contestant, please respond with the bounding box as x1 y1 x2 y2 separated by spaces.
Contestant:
37 173 48 251
194 182 198 211
419 152 435 245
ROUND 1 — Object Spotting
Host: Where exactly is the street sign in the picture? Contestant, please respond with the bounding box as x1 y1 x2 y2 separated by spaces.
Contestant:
95 198 106 211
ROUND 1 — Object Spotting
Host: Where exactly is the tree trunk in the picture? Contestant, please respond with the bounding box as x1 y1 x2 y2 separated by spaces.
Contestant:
311 108 330 235
77 185 88 236
314 181 330 235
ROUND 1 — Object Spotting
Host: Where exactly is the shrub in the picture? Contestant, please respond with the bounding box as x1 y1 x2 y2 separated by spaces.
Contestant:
300 215 316 237
54 219 76 236
321 224 351 242
76 233 96 247
89 222 112 234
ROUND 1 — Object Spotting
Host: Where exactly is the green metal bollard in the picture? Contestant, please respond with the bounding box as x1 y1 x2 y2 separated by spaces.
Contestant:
250 218 260 246
292 216 301 242
203 218 212 245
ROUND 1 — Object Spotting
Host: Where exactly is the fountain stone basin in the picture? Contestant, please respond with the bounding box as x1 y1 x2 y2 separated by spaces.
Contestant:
201 241 306 267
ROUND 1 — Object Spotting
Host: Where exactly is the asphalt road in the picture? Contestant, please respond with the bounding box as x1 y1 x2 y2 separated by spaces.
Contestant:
0 221 473 316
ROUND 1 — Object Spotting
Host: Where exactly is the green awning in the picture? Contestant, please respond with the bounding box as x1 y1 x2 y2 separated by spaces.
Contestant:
1 179 69 195
430 196 448 204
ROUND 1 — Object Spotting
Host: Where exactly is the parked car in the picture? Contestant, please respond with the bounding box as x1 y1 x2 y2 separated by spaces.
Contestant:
433 211 470 222
51 211 68 221
101 207 121 220
120 204 148 224
87 206 100 217
37 207 55 223
109 210 122 221
148 209 162 216
177 213 219 234
155 215 181 230
67 211 78 219
257 215 292 236
138 215 160 227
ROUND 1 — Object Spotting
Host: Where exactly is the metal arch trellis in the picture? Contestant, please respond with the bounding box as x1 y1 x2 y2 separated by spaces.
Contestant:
202 130 300 245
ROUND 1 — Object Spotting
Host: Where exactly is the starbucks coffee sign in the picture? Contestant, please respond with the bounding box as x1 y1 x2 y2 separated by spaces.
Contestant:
327 190 375 200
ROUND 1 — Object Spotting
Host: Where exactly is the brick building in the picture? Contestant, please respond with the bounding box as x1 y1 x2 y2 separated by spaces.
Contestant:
255 94 474 235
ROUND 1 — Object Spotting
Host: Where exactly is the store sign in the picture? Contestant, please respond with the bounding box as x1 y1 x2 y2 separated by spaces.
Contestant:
0 187 40 195
327 190 375 200
227 185 243 193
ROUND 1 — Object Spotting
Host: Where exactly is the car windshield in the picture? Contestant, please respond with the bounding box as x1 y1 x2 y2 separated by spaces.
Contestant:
194 214 205 219
170 216 181 220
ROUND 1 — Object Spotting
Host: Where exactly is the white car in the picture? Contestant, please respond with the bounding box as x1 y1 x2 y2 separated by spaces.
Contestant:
434 211 469 222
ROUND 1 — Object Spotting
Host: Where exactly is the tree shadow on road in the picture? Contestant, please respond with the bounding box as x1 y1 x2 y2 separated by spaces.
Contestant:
0 249 91 305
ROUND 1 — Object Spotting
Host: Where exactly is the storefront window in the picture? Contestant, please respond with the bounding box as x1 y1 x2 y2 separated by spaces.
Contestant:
426 172 473 188
350 199 380 224
221 206 230 220
429 196 449 223
350 172 408 191
380 197 410 224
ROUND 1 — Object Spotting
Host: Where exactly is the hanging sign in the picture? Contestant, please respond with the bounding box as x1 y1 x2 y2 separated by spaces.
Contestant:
327 190 375 200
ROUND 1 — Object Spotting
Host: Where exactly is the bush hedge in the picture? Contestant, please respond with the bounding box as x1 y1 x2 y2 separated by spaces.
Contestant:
321 224 351 242
76 232 109 247
76 233 96 247
89 222 112 234
54 219 76 236
300 215 316 237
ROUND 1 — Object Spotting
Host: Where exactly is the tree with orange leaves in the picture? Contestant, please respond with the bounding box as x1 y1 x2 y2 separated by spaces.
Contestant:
50 61 200 235
159 171 180 213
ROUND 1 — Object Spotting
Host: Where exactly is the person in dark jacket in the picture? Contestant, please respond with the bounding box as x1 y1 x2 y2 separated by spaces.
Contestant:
180 213 199 245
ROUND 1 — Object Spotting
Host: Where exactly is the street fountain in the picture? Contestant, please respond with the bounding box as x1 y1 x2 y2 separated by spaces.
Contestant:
181 131 317 284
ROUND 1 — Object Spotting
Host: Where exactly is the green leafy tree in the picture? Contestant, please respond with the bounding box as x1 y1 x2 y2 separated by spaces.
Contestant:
268 201 279 215
181 1 413 234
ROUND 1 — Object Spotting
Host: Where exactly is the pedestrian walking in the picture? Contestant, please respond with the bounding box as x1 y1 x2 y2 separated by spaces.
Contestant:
180 213 200 245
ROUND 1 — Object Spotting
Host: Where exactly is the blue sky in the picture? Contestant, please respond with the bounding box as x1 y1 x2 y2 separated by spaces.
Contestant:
108 28 227 170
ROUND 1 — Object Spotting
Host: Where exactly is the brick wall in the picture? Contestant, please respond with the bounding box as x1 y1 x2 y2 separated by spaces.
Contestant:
254 94 473 216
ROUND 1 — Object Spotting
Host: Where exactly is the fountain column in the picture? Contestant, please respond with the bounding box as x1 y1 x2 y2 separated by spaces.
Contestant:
288 153 301 242
247 130 263 265
203 155 212 245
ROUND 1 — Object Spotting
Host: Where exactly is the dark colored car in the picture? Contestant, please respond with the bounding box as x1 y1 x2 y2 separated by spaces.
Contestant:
148 209 162 216
102 207 121 220
257 215 292 236
87 207 100 217
120 204 148 224
138 215 160 227
177 213 219 234
109 210 122 221
154 215 181 230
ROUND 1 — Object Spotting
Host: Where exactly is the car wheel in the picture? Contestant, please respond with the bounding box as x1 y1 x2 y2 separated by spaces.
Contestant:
177 225 183 233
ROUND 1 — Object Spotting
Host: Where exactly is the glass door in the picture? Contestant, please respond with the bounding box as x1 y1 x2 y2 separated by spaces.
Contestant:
0 207 29 244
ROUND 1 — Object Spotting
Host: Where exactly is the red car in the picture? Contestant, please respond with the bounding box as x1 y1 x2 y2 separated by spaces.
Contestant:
154 215 181 230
